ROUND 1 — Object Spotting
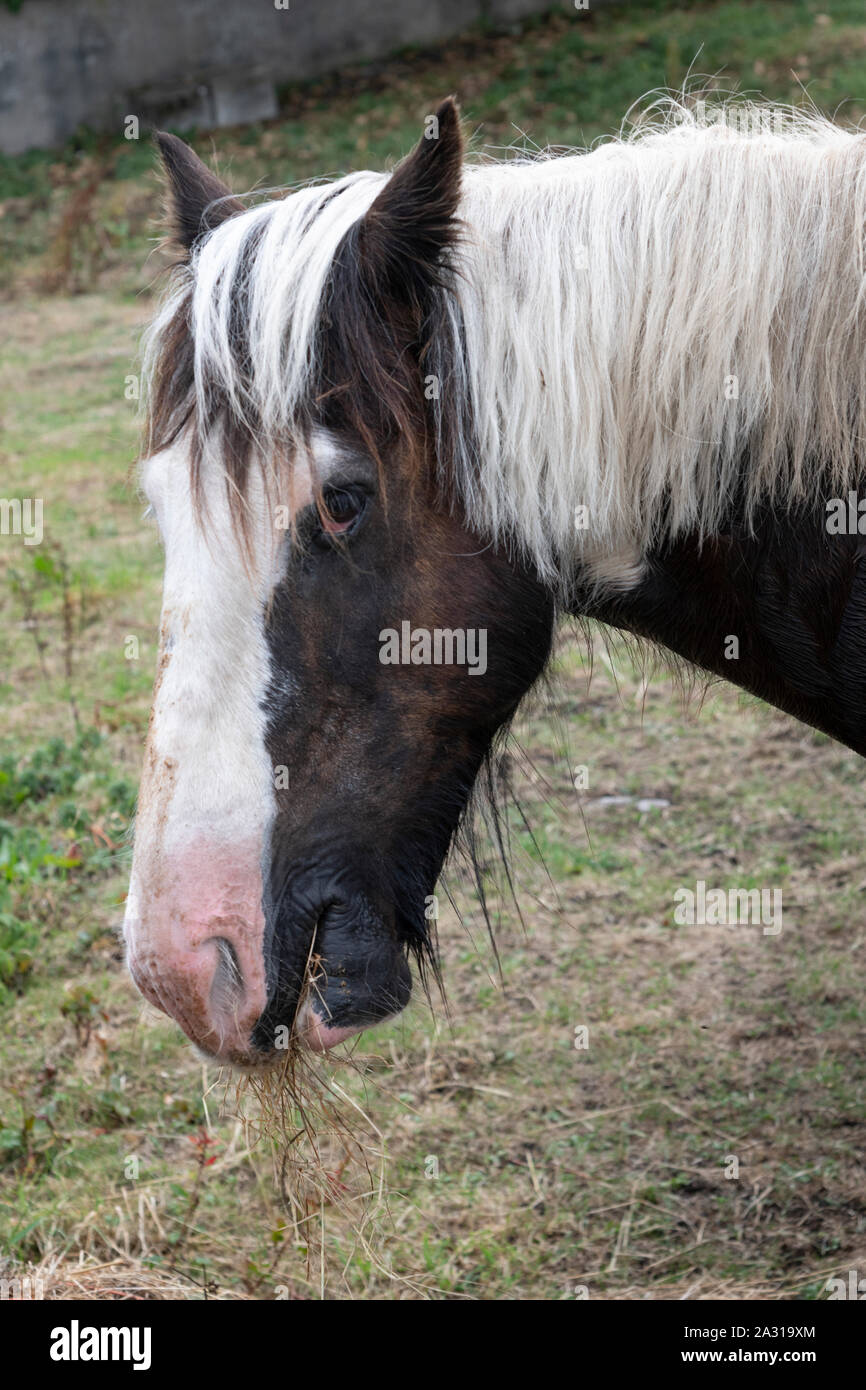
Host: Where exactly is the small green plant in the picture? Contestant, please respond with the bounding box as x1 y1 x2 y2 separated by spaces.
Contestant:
0 729 101 813
0 1086 64 1176
0 898 37 1001
0 730 132 1004
7 542 92 733
87 1075 135 1129
60 984 108 1048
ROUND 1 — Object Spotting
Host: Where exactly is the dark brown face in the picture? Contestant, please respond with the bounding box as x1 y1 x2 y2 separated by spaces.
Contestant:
251 436 553 1053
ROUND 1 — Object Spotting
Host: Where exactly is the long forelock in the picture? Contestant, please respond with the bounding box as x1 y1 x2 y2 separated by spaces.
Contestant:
142 169 393 516
142 99 866 589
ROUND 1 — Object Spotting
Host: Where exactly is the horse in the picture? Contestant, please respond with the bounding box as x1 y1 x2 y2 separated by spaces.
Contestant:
124 96 866 1067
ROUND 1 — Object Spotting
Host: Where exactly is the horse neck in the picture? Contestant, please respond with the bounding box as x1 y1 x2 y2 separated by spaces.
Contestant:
568 487 866 756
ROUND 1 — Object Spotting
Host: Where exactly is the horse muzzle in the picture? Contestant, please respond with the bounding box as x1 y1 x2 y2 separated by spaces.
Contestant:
251 884 412 1058
124 842 412 1066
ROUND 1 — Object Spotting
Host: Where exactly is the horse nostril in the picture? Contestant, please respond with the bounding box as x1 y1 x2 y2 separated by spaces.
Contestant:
209 936 244 1015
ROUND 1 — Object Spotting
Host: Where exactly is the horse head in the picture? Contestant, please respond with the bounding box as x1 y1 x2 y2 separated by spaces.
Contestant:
124 101 554 1065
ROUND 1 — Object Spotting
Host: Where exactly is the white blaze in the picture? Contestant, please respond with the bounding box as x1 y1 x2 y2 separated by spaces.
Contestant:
123 432 341 1058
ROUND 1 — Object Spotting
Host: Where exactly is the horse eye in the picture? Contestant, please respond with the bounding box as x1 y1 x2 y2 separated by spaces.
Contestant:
318 486 367 538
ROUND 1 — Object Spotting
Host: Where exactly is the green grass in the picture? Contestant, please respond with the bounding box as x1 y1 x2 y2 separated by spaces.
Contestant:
1 0 865 1300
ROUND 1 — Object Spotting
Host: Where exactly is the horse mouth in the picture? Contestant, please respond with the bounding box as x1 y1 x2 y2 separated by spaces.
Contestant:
295 954 413 1053
248 893 413 1060
294 999 378 1052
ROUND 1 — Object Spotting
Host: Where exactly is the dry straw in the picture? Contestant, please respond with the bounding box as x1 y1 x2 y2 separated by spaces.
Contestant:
215 965 435 1299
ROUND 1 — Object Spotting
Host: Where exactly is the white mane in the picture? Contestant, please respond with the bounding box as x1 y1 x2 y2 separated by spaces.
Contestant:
145 100 866 589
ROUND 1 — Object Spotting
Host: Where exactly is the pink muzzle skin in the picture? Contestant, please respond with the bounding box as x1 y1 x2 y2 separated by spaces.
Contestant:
124 840 270 1066
294 1001 363 1053
126 930 266 1066
124 841 367 1062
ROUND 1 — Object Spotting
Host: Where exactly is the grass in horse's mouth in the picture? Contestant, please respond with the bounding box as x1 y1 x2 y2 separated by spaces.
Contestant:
215 959 420 1293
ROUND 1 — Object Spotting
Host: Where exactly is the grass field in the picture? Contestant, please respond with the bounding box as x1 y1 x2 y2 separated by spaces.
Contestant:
1 0 865 1300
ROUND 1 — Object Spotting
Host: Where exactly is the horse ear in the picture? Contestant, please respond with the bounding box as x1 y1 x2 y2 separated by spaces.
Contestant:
154 131 244 255
358 97 464 303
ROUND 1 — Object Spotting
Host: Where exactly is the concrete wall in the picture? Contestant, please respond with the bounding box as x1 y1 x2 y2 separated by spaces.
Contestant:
0 0 616 154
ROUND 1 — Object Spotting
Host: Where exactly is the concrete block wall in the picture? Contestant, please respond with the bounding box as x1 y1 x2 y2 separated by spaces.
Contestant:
0 0 622 153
